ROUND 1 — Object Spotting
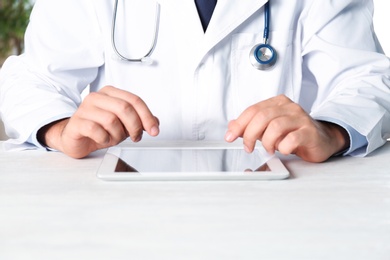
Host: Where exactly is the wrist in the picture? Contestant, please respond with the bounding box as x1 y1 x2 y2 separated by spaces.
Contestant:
320 121 350 155
37 118 69 151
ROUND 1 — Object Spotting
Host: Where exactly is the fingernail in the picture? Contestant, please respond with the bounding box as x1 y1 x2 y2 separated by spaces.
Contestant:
104 136 111 145
133 135 142 142
225 131 234 142
150 126 159 136
244 145 252 153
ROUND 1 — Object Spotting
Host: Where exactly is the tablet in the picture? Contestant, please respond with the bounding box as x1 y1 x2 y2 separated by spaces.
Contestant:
97 141 290 181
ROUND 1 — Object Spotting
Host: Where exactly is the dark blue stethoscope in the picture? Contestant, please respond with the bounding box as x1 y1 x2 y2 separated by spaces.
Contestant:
249 2 277 70
111 1 277 70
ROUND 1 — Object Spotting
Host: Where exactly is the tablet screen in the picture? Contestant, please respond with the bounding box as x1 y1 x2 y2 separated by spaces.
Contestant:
97 143 290 181
115 148 271 173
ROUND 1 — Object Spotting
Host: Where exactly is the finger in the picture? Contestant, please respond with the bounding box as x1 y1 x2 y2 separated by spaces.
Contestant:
225 107 265 143
68 117 111 146
100 86 160 137
242 98 306 153
81 92 143 142
225 120 242 142
226 106 260 140
260 116 303 154
241 107 283 152
102 100 144 142
76 105 128 143
226 95 292 143
277 130 303 156
129 96 160 136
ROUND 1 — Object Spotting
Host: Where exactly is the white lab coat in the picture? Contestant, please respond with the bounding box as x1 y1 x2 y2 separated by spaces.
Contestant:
0 0 390 155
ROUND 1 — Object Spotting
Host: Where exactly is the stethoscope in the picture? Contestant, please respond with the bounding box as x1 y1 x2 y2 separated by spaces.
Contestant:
111 1 277 70
249 2 277 70
111 0 160 64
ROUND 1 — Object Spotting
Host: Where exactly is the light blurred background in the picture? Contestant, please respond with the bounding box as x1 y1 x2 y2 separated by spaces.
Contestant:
0 1 389 140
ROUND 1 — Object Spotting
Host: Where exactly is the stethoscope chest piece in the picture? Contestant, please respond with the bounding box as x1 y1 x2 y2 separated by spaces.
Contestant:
249 2 277 70
249 43 277 70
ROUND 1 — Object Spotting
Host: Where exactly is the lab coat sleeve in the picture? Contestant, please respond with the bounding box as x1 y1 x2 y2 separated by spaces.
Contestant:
300 0 390 156
0 0 104 148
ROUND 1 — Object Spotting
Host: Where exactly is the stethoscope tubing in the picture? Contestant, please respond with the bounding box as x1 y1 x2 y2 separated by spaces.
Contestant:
111 0 160 62
111 0 276 70
263 1 270 44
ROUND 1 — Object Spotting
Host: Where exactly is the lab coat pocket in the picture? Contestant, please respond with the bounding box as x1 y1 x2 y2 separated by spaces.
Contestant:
230 30 294 115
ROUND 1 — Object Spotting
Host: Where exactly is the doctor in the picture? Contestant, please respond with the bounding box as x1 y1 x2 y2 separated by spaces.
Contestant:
0 0 389 162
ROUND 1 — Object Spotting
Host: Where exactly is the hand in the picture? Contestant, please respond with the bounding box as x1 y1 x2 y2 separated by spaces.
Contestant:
38 86 160 158
224 95 350 162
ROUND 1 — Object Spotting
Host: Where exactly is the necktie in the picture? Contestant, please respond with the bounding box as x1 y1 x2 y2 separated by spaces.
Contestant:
195 0 217 32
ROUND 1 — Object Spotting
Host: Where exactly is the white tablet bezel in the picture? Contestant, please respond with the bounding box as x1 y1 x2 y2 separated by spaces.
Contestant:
96 141 290 181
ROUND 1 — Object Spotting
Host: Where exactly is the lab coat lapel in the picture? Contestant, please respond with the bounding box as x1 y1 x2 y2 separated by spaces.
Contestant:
163 0 267 71
197 0 268 64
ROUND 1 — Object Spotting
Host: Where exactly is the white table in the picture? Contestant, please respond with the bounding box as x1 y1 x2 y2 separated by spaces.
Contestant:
1 141 389 260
